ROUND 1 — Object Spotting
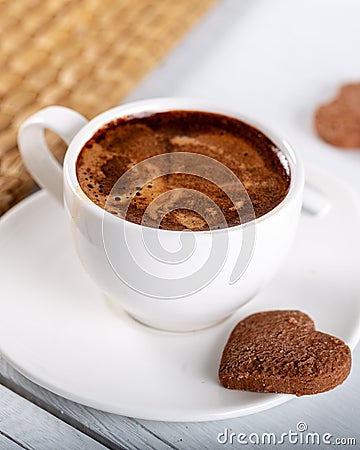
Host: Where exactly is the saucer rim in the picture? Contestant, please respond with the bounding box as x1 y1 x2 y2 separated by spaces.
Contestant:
1 166 360 421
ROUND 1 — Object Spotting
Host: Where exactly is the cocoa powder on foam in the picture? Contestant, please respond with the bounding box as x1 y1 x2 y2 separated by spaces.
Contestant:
76 111 290 231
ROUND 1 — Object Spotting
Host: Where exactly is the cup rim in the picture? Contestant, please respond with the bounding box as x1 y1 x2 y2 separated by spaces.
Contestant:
64 97 304 234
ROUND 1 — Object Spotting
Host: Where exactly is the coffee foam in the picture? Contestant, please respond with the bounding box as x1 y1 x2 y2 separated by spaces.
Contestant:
76 111 290 231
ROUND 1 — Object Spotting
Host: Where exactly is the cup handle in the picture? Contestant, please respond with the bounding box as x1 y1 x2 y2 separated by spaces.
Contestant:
18 106 88 204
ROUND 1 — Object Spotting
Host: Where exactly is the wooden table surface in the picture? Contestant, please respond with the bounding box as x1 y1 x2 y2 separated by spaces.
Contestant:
1 1 360 448
1 350 359 449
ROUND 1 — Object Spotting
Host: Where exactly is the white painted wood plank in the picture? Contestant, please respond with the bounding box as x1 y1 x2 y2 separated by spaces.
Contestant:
0 434 24 450
0 384 106 450
0 358 176 450
139 345 360 449
125 0 360 445
1 1 359 449
2 348 359 450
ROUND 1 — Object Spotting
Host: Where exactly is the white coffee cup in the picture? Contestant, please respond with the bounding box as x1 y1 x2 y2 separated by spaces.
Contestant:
18 98 304 331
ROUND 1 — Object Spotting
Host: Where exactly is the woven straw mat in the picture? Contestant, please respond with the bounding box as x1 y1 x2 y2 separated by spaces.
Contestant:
0 0 216 215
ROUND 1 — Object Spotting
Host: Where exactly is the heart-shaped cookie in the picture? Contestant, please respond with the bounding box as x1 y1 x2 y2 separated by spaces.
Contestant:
218 310 351 396
314 83 360 148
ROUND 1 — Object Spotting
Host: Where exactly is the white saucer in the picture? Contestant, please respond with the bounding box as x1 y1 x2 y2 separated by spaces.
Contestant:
0 166 360 422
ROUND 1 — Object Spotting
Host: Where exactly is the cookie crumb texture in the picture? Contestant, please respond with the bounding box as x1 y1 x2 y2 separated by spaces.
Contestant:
218 310 351 396
314 83 360 148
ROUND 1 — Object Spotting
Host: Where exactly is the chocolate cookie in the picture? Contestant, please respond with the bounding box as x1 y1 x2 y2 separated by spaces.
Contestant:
314 83 360 148
218 310 351 396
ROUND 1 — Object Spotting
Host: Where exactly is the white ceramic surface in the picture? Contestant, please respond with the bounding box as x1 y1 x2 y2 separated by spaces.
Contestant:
0 166 359 422
18 99 304 331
